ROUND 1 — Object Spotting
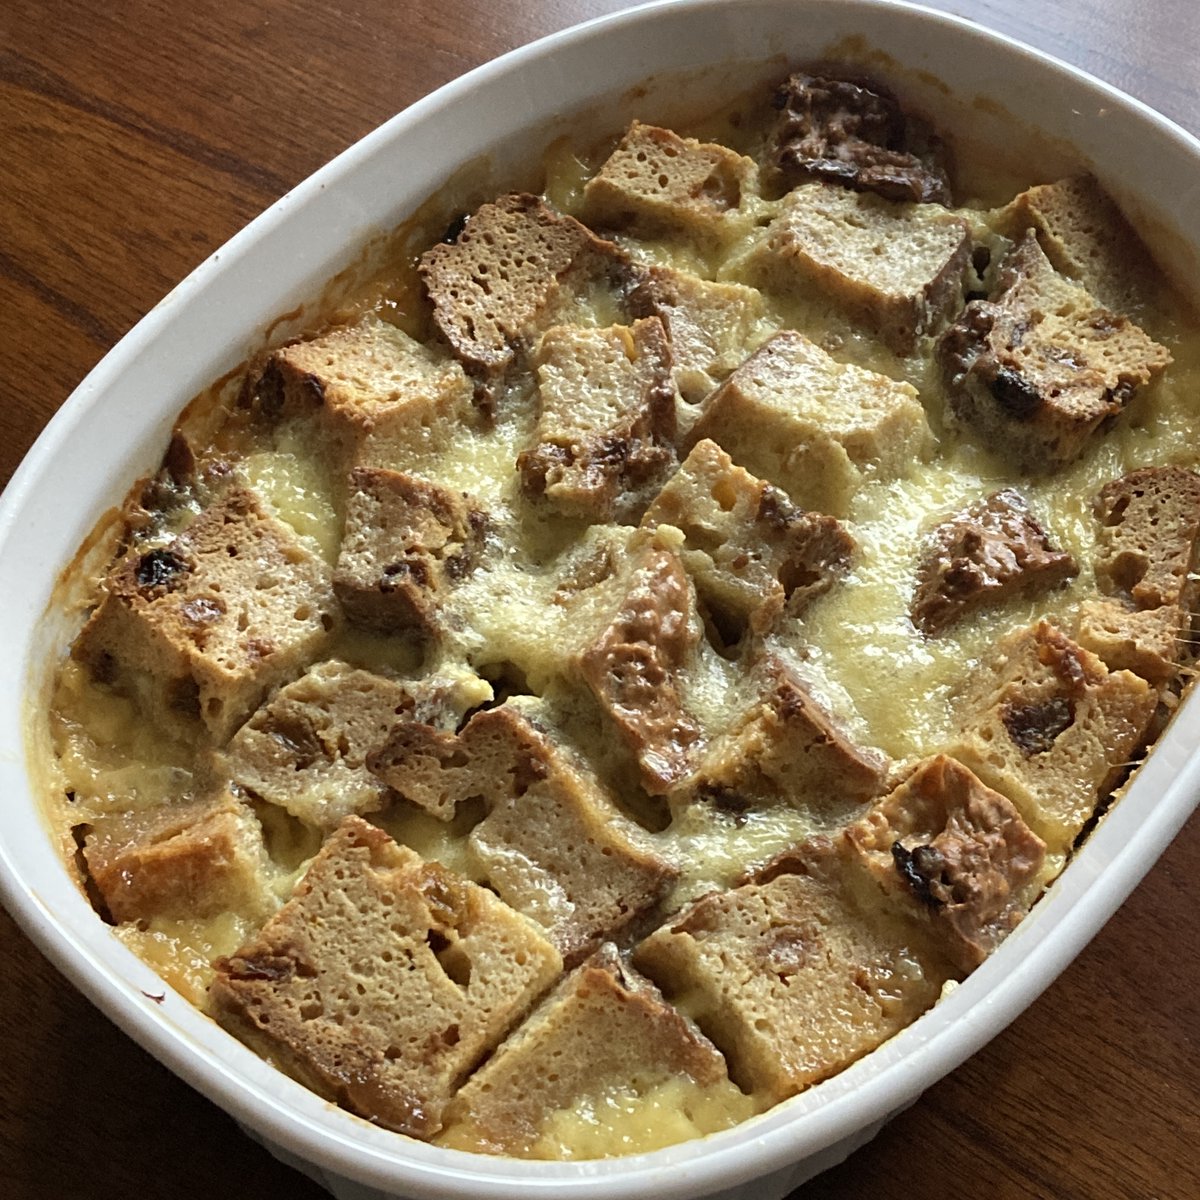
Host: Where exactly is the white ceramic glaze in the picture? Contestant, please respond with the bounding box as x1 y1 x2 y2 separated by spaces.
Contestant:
3 3 1200 1199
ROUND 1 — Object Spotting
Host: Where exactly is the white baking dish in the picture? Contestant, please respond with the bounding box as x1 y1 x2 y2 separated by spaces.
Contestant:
3 2 1199 1198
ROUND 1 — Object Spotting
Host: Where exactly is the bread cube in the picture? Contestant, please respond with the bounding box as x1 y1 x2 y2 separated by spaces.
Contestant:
841 755 1046 971
628 265 766 402
419 193 629 385
82 789 273 924
1092 466 1200 611
222 660 429 828
939 232 1171 471
736 182 971 353
370 704 678 964
73 488 335 740
910 488 1077 636
210 816 562 1138
766 71 952 204
642 439 854 639
945 621 1158 860
686 655 889 823
633 851 948 1102
997 174 1161 315
1076 598 1185 685
518 317 676 522
243 313 473 463
577 542 704 795
445 945 732 1155
688 330 930 516
581 121 758 242
1075 466 1200 681
367 700 547 823
334 466 487 635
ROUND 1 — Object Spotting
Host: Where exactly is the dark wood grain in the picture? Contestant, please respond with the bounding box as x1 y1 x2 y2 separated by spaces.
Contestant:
2 3 1198 1198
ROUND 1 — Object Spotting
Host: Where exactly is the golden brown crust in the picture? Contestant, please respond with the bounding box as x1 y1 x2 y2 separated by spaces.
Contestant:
687 329 930 515
82 790 273 924
626 266 765 403
221 661 430 828
369 704 678 963
633 853 950 1103
841 754 1046 972
910 488 1077 636
1092 466 1200 610
581 121 757 241
684 655 890 823
419 193 630 385
577 542 704 795
242 314 473 466
996 174 1161 316
1075 598 1186 684
946 621 1158 857
1072 466 1200 682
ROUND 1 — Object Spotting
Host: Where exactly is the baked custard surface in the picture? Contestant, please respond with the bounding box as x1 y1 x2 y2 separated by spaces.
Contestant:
43 69 1200 1158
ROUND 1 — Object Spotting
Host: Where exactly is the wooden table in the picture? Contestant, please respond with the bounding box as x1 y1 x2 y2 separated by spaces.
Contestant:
2 2 1198 1197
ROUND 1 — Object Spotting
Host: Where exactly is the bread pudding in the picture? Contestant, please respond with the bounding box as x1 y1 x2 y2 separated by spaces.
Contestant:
42 67 1200 1160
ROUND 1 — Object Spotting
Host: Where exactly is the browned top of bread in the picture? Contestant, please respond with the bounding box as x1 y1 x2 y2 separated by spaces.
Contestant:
997 174 1161 316
581 121 757 240
334 465 487 635
740 182 971 354
946 621 1158 856
73 487 335 740
245 313 471 427
222 660 426 828
633 849 949 1103
518 317 677 521
685 654 890 823
1092 466 1200 610
627 265 765 403
766 71 952 204
370 703 678 964
82 789 272 924
642 437 855 641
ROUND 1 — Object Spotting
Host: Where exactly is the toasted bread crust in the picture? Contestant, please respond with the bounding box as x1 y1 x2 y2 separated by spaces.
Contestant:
688 329 931 514
634 851 950 1102
445 944 731 1153
370 704 678 963
519 317 677 521
581 121 758 241
841 755 1046 971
